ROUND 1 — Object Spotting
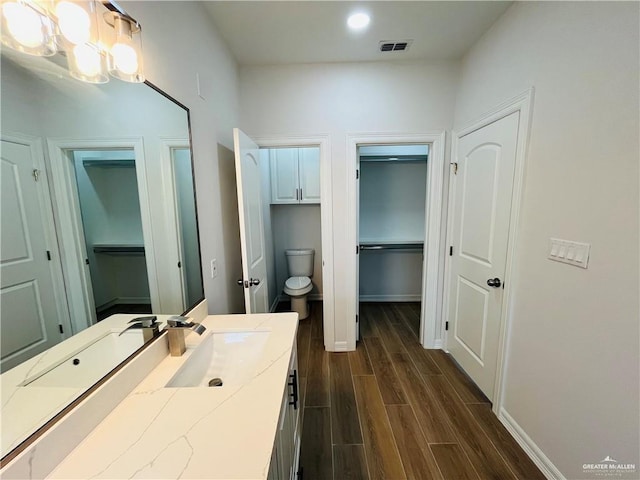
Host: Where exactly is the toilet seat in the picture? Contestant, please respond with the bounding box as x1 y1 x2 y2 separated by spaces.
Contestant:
284 276 312 296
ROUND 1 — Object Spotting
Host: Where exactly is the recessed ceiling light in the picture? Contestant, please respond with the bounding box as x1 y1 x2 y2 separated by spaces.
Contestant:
347 13 370 30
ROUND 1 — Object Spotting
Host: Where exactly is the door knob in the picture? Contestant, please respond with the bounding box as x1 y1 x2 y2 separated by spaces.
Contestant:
487 278 502 288
237 279 246 287
249 278 260 286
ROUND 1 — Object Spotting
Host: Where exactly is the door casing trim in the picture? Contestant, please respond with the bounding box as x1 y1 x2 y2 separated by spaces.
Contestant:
46 137 158 333
346 131 447 350
444 88 535 413
251 134 335 350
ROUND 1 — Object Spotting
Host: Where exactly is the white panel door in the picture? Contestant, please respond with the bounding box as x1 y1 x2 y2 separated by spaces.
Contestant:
298 147 320 204
234 128 269 313
270 148 299 204
447 112 519 401
1 140 63 372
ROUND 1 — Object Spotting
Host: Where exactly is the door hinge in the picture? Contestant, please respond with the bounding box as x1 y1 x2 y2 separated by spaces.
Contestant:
32 169 40 182
445 321 449 331
356 314 359 323
356 169 360 179
449 246 453 256
46 250 52 261
451 162 458 175
58 324 64 334
356 245 359 254
85 258 89 265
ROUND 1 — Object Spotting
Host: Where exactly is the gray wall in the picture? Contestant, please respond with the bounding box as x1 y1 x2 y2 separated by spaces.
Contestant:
453 2 639 476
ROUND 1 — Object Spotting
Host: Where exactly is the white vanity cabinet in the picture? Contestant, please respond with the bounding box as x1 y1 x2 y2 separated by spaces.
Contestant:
268 342 301 480
270 148 320 204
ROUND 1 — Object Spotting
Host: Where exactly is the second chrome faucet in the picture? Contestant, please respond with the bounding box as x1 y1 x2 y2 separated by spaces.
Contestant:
165 316 206 356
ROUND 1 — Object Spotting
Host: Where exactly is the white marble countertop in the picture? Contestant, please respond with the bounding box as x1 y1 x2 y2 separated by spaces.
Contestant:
47 312 298 480
1 314 176 457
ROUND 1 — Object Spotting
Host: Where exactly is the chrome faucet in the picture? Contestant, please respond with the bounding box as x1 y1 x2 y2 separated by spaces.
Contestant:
119 316 160 343
165 315 206 356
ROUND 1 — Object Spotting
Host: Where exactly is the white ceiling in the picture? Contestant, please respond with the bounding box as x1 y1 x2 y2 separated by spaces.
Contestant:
204 1 512 66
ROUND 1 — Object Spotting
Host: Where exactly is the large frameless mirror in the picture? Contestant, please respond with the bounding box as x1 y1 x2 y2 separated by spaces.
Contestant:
0 18 204 459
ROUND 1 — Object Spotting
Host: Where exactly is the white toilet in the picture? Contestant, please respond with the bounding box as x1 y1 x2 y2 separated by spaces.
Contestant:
284 249 315 320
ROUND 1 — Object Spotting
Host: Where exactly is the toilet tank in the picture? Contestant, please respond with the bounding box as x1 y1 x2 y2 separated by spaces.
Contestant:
286 249 315 277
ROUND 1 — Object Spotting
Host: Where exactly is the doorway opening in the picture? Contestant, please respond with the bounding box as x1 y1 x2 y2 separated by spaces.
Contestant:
357 144 428 340
347 132 446 351
233 130 335 349
68 148 151 322
259 146 322 318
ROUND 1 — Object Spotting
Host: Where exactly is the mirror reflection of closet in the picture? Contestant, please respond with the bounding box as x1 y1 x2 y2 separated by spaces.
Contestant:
72 149 151 321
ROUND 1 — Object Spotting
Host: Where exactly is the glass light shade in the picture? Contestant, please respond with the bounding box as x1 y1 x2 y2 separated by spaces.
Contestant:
67 42 108 83
104 11 144 83
1 1 56 56
54 0 93 45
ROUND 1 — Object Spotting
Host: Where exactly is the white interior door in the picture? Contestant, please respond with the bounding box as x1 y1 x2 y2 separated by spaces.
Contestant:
233 128 269 313
446 112 520 401
1 140 64 372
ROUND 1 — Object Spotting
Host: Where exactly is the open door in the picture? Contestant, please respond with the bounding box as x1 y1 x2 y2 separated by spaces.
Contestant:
233 128 269 313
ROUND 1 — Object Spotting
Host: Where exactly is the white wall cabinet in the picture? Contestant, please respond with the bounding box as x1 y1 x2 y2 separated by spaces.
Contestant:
270 148 320 204
268 342 301 480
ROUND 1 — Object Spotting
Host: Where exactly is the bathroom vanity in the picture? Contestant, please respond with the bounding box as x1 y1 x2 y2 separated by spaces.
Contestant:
1 308 300 480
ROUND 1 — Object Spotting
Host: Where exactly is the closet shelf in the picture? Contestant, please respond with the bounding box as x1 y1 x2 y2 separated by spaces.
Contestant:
93 244 145 255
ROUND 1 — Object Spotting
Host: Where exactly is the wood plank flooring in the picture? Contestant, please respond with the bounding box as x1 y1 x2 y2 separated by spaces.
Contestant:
295 302 545 480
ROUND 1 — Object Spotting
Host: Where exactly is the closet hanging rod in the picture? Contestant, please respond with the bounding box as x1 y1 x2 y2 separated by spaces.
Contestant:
359 242 423 251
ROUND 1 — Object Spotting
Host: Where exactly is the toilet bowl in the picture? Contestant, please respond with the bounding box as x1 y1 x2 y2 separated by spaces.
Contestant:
284 249 314 320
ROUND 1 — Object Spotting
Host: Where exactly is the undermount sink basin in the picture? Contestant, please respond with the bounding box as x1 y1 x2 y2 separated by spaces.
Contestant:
21 330 145 388
165 331 270 388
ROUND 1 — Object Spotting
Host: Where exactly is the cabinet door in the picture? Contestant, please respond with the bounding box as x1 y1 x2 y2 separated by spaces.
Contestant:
270 149 299 204
298 148 321 204
267 444 280 480
288 345 301 479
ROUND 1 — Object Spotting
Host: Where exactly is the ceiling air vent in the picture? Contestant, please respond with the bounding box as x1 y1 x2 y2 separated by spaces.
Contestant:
379 40 413 53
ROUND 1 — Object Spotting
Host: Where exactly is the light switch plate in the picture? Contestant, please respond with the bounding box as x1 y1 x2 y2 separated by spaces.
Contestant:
210 259 218 278
548 238 590 269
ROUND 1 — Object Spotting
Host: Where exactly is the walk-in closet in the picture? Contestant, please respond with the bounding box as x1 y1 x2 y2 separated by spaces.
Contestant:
358 144 428 331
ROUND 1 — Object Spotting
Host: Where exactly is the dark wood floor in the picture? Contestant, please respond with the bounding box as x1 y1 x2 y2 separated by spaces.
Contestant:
294 301 545 480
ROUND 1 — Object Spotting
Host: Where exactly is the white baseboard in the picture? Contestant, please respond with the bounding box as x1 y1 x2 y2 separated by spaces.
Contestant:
431 339 443 349
277 293 324 302
117 296 151 305
333 341 349 352
96 297 151 312
499 408 565 480
358 295 421 302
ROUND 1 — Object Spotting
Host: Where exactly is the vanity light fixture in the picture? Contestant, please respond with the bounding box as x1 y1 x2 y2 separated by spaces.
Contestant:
103 10 143 83
0 0 144 84
0 1 56 56
347 12 370 30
